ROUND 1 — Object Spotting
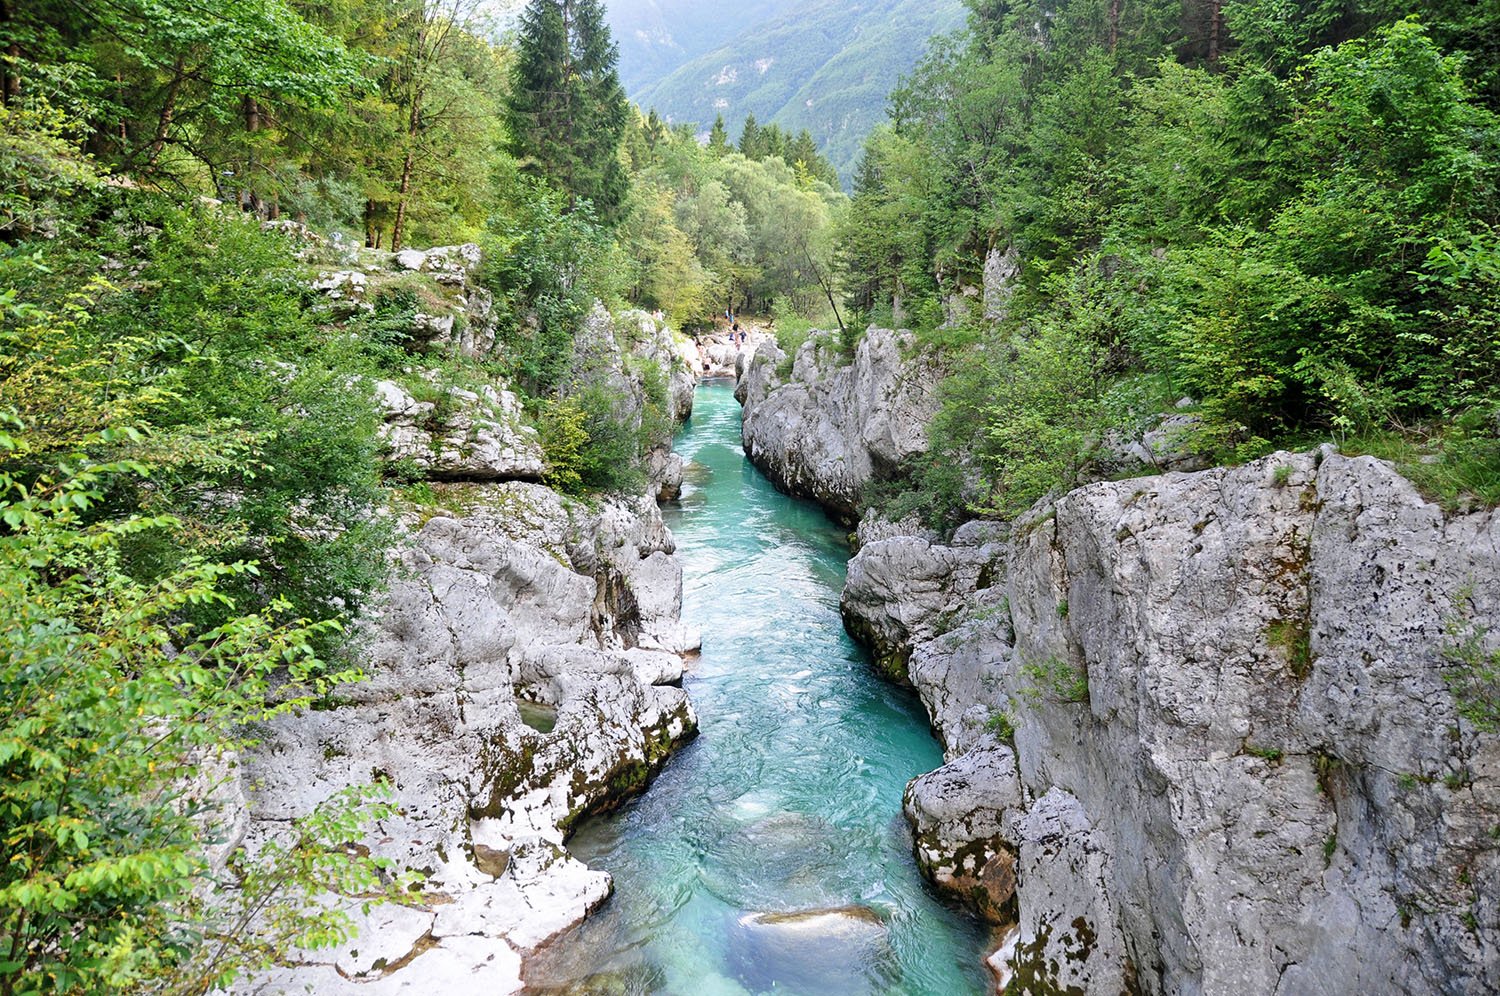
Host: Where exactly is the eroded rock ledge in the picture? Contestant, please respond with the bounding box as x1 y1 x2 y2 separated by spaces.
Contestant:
242 485 699 995
226 259 701 994
738 328 940 524
843 449 1500 994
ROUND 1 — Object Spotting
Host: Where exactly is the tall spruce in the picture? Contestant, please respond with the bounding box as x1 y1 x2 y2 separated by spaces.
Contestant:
708 113 730 156
505 0 628 220
738 113 763 159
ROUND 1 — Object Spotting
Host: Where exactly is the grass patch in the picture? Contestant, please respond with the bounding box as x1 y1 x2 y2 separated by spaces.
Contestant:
1246 744 1285 763
1343 419 1500 512
1267 616 1313 680
984 710 1017 741
1018 655 1089 705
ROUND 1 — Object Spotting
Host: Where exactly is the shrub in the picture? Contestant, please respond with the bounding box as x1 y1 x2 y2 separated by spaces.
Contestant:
1442 596 1500 732
0 422 408 994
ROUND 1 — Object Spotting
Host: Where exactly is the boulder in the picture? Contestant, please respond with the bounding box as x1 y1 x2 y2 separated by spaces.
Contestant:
904 739 1024 923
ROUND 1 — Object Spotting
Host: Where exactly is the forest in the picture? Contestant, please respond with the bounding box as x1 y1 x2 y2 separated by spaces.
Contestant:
839 0 1500 525
0 0 841 990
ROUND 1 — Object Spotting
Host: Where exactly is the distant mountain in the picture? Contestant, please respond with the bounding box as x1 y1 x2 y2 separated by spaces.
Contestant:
607 0 966 185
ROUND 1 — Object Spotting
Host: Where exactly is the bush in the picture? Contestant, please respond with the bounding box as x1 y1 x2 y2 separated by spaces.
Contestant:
0 422 408 994
3 201 393 642
538 384 649 496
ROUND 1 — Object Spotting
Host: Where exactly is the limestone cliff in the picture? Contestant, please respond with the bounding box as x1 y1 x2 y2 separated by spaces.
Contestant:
229 261 701 995
738 328 940 524
842 450 1500 994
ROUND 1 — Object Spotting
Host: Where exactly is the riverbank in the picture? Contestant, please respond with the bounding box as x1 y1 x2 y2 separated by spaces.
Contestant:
524 382 990 995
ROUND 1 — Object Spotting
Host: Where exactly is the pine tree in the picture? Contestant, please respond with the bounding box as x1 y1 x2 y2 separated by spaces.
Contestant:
505 0 629 220
761 122 787 162
708 113 729 156
788 128 838 185
738 113 763 159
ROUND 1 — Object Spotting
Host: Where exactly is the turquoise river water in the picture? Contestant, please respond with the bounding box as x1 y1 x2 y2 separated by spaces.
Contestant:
525 382 989 996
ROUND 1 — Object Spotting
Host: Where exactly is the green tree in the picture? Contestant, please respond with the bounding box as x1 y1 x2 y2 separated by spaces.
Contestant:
708 113 730 156
0 413 407 995
738 113 763 159
505 0 630 220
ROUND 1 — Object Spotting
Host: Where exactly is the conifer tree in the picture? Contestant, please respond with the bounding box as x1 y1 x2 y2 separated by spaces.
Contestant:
738 113 763 159
505 0 629 220
708 113 730 156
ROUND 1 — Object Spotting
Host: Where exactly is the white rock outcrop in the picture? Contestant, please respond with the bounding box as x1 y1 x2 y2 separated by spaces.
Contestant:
376 379 546 481
228 259 704 995
238 484 700 995
738 328 941 523
842 450 1500 994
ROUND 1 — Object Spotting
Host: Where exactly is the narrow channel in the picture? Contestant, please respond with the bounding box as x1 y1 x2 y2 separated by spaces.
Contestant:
525 382 989 995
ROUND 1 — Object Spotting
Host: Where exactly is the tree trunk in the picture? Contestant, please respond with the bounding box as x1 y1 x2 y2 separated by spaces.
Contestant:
1109 0 1121 52
116 73 128 145
562 0 577 211
365 199 378 248
1208 0 1222 64
801 240 846 336
391 24 425 253
146 57 187 167
391 147 415 251
242 95 263 216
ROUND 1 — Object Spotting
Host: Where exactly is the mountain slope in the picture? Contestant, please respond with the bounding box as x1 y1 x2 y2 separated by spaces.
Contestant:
611 0 965 184
606 0 809 96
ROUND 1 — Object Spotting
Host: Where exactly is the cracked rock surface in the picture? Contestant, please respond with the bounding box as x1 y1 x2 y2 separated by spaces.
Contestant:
238 484 699 994
837 450 1500 994
739 328 940 524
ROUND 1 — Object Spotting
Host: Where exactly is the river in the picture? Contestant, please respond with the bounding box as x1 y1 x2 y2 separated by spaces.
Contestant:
524 381 989 995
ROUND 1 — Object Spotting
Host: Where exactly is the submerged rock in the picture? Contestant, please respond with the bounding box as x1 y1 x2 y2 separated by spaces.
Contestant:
726 906 894 995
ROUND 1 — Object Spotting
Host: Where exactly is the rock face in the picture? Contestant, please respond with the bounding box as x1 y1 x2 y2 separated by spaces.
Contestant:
239 485 699 995
227 261 702 995
314 243 501 358
574 305 696 502
375 379 546 481
842 449 1500 995
739 328 941 524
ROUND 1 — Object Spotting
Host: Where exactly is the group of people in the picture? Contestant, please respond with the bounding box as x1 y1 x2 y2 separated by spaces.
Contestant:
696 311 752 374
724 309 747 345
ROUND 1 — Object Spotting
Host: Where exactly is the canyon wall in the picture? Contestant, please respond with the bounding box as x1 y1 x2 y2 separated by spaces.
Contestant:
744 335 1500 994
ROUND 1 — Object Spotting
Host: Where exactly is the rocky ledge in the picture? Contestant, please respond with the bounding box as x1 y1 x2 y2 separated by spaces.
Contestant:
240 484 699 995
843 449 1500 994
223 259 701 994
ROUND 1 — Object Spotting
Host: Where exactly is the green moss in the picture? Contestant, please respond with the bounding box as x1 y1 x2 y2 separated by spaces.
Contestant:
1267 616 1313 680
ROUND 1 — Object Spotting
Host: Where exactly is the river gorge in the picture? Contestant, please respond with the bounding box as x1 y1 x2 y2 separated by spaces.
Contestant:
526 382 990 995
